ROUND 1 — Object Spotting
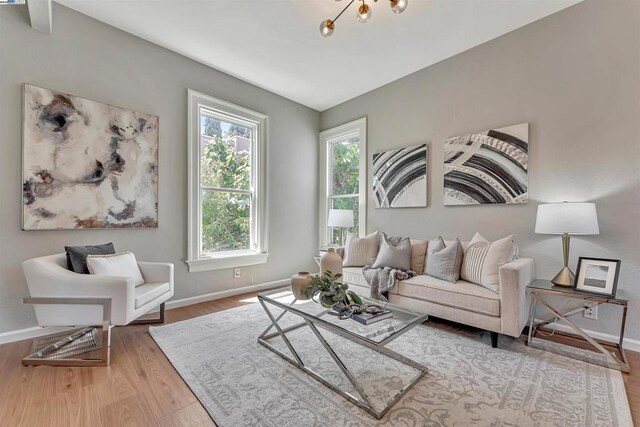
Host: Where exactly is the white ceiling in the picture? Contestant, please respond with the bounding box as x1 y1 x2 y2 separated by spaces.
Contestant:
55 0 581 111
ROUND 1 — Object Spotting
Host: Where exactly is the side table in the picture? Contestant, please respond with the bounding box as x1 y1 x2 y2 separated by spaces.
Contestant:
527 279 630 373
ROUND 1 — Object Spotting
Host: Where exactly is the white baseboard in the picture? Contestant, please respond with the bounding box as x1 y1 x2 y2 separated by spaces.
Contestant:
164 278 288 310
531 318 640 352
0 325 76 346
0 279 288 346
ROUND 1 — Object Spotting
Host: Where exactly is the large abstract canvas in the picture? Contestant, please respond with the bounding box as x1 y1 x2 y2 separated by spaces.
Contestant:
373 144 427 208
443 123 528 206
22 84 159 230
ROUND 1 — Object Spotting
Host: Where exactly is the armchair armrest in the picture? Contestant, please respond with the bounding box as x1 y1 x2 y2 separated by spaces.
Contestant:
23 258 136 325
498 258 535 337
138 262 174 284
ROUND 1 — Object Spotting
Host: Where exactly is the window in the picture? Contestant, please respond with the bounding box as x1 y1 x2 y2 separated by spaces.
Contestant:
319 118 367 247
187 90 268 272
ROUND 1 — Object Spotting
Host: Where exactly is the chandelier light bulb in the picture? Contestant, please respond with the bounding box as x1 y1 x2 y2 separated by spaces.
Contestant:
357 3 371 23
319 19 335 37
390 0 408 14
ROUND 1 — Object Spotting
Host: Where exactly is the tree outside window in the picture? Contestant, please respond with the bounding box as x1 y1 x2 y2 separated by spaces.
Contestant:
200 116 253 253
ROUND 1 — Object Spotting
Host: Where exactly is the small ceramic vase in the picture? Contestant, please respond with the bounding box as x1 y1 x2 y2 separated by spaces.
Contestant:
320 247 343 282
291 272 312 300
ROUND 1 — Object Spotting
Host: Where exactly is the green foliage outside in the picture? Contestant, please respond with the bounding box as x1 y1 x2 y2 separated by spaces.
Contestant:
330 138 360 244
201 117 251 253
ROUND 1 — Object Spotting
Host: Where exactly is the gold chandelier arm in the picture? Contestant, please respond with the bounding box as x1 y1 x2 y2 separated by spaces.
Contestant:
331 0 356 25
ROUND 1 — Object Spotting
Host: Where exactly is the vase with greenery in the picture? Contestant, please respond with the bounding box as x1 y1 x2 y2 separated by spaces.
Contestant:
303 271 364 308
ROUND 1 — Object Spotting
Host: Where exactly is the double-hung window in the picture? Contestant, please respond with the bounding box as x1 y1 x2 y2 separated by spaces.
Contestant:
319 118 367 247
187 90 268 272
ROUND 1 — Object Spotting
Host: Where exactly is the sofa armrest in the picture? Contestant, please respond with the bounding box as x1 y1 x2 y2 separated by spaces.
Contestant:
498 258 534 337
138 262 174 285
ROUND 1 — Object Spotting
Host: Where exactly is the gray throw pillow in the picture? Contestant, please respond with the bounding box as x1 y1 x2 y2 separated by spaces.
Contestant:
65 242 116 274
425 237 464 283
371 234 411 271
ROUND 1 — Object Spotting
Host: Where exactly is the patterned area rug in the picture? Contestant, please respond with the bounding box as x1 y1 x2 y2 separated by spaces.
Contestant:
149 300 632 427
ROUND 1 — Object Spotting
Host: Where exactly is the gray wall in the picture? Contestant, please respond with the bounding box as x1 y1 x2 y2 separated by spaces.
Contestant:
0 4 319 333
321 0 640 339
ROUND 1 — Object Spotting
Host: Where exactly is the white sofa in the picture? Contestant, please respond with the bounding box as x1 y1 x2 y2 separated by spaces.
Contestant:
338 239 534 347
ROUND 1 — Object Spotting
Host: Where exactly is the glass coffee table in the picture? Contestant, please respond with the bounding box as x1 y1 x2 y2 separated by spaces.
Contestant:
257 286 428 419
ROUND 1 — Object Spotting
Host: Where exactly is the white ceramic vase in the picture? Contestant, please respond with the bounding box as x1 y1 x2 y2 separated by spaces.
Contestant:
291 272 312 300
320 247 343 282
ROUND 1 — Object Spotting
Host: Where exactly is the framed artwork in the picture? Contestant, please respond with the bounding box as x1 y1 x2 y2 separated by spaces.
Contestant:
573 257 621 297
443 123 528 205
373 143 427 208
22 84 159 230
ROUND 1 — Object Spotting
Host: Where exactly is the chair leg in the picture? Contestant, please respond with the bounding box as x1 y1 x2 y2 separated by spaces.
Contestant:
22 297 112 367
22 325 111 367
490 331 499 348
131 302 166 325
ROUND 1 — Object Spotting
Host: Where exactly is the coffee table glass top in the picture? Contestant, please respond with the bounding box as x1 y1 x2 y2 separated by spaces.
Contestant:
258 286 428 345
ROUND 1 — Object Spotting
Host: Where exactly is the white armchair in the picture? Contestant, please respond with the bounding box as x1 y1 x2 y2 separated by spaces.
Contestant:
22 253 174 366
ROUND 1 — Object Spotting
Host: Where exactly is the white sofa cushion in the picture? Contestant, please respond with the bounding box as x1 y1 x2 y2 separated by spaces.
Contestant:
461 233 514 293
87 252 144 286
135 282 171 308
398 274 500 317
343 231 379 267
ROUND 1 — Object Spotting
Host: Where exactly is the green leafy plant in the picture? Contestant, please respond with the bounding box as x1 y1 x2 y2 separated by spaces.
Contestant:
303 271 364 308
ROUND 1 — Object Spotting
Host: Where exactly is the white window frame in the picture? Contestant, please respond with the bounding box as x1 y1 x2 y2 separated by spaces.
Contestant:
187 89 269 272
318 117 367 248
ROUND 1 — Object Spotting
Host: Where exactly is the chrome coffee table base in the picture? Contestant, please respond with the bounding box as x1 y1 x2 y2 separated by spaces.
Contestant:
257 294 428 419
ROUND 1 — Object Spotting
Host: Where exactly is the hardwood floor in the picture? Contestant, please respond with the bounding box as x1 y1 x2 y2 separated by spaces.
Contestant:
0 292 638 426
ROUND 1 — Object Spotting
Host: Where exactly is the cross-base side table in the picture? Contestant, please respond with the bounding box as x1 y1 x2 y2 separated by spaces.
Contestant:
527 279 630 373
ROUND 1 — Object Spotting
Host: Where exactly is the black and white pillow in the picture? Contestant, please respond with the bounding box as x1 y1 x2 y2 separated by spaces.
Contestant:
65 242 116 274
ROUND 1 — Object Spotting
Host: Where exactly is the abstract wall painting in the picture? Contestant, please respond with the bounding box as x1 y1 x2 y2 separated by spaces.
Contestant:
373 144 427 208
22 84 159 230
443 123 529 206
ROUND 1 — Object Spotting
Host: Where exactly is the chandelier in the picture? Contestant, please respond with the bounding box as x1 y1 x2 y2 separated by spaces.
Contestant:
319 0 408 38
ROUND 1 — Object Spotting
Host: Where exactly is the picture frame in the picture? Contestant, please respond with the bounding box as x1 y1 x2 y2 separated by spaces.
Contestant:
573 257 621 297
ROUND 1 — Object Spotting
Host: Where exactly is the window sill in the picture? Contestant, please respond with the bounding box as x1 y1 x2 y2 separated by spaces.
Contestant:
186 252 269 273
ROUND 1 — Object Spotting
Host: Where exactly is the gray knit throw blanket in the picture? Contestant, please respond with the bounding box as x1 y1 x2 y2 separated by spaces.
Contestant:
362 265 416 302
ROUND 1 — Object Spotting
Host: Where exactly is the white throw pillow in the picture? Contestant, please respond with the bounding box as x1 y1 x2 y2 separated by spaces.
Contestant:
87 252 145 286
460 233 514 293
343 231 379 267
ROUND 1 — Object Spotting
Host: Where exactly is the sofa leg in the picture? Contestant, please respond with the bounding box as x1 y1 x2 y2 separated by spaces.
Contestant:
490 331 499 348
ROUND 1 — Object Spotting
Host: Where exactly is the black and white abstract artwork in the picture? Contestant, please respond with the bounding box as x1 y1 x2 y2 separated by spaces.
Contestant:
443 123 528 205
22 84 159 230
373 144 427 208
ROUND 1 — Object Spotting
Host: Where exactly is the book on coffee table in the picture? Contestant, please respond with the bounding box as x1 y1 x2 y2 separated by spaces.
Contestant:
351 310 393 325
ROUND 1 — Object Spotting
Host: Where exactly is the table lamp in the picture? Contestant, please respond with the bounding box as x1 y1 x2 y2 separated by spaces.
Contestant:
535 202 599 287
327 209 354 246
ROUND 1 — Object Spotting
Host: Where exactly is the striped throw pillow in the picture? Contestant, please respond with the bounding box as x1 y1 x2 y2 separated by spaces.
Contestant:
461 233 514 293
342 231 380 267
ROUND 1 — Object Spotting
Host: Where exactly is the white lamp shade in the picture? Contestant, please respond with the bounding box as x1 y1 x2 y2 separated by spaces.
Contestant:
327 209 354 228
535 202 599 235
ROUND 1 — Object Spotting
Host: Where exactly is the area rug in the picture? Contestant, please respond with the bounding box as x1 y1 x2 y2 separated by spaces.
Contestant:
149 299 633 427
